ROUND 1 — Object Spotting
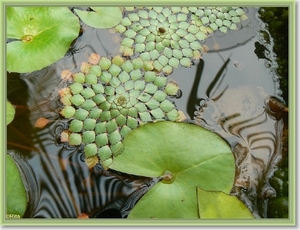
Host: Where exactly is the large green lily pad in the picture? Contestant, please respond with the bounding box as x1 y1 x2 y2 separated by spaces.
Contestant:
6 154 28 217
74 7 122 29
197 187 254 219
7 7 80 73
109 121 235 218
6 100 15 125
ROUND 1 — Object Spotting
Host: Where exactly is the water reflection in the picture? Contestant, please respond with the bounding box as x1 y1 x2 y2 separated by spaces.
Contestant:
193 74 286 218
6 28 147 217
9 119 148 218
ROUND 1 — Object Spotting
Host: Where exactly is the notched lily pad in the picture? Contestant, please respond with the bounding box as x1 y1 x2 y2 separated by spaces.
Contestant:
7 7 80 73
109 121 235 218
74 7 122 29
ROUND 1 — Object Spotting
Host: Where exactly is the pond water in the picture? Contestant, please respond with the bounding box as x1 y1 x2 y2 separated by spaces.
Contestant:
6 6 288 218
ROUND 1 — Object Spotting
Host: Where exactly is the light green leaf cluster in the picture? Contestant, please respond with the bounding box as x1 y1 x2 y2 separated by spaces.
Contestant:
116 7 206 75
191 7 248 33
115 7 247 75
59 54 180 168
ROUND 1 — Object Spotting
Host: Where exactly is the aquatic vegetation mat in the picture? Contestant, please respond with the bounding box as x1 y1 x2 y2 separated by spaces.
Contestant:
115 7 247 75
59 54 180 168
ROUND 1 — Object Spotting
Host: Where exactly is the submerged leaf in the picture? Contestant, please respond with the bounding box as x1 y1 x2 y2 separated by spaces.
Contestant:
109 121 235 218
74 7 122 29
77 213 89 219
34 117 50 128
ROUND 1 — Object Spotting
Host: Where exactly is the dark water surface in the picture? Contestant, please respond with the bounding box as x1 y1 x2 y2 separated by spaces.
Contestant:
7 7 287 218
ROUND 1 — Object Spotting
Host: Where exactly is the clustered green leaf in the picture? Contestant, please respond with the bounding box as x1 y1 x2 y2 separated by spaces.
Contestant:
190 7 248 33
59 54 180 168
115 7 247 75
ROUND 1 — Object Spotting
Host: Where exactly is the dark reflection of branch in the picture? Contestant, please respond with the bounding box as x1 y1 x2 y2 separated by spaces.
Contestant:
187 55 230 119
207 57 230 100
186 59 204 118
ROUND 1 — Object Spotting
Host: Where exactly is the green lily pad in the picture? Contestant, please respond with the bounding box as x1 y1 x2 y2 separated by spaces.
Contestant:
109 121 235 218
6 154 27 217
197 187 255 219
7 7 80 73
6 100 15 125
74 7 122 29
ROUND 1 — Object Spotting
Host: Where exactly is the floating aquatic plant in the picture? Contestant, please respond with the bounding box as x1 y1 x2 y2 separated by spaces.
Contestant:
6 7 80 73
115 7 206 74
74 7 122 29
197 187 254 219
190 7 248 33
115 7 247 75
109 121 236 218
59 54 180 168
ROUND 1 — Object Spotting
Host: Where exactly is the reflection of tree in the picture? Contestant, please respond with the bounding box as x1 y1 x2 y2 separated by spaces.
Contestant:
254 41 271 61
257 7 289 104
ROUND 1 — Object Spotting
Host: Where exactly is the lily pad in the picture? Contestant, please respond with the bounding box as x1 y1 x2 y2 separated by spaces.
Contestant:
6 100 15 125
6 154 27 217
109 121 235 218
74 7 122 29
7 7 80 73
197 187 255 219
